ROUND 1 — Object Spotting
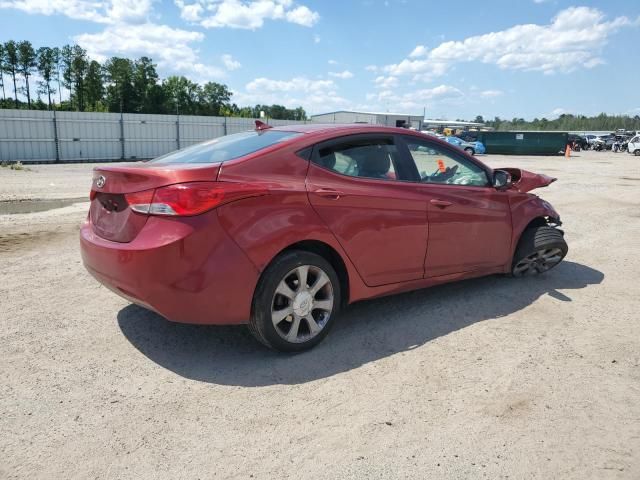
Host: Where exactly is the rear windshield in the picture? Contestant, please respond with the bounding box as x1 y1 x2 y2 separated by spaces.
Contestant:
150 130 301 164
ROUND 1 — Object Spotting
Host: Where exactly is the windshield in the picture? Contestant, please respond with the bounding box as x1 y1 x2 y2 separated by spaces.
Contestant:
151 130 301 164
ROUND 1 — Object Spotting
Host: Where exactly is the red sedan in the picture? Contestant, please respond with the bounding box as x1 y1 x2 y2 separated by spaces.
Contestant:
81 123 568 351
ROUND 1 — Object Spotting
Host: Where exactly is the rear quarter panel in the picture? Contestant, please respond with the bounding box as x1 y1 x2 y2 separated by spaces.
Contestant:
216 147 370 302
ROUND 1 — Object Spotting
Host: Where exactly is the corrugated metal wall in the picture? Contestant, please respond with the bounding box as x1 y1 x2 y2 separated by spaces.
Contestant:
0 109 308 163
311 112 378 124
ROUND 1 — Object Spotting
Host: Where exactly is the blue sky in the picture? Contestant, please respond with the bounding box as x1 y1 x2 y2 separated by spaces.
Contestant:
1 0 639 119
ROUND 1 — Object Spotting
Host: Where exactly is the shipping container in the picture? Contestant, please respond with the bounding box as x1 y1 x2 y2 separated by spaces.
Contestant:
477 131 568 155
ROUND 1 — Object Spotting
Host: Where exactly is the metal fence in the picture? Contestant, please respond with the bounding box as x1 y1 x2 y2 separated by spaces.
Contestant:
0 109 310 163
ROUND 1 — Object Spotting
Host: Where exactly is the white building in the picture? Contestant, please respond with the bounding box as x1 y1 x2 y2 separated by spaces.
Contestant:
311 110 424 129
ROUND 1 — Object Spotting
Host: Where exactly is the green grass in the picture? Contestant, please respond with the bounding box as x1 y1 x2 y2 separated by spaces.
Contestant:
1 161 31 171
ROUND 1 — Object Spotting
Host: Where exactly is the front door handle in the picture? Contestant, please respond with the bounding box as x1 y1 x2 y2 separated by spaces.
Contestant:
430 199 453 208
312 188 343 200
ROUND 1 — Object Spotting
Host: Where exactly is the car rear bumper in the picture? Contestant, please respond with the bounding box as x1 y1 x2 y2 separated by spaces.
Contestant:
80 211 260 325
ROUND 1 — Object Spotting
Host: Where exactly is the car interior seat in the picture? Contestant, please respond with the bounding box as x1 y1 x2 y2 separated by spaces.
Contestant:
355 146 390 179
317 150 337 170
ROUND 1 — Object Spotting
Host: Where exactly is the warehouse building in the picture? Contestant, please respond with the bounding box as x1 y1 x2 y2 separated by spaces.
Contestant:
311 110 424 129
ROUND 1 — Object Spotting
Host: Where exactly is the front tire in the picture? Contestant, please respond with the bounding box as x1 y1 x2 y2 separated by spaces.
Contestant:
512 226 568 277
248 250 341 352
464 147 475 155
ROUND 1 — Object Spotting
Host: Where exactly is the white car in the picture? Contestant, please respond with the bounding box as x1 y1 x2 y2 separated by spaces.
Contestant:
628 136 640 156
420 130 445 139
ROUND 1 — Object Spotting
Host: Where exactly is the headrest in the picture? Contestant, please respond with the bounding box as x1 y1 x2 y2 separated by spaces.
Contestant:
318 151 336 170
357 146 390 175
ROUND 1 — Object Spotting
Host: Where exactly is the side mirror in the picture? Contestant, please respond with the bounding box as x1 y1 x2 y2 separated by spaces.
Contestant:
493 169 512 190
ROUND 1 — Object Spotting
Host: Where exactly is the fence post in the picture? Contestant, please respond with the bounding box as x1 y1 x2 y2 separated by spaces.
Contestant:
176 114 180 150
223 116 228 136
119 111 125 160
52 109 60 163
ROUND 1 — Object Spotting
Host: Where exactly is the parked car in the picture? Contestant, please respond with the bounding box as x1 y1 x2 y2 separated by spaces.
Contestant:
420 130 444 139
456 131 480 142
567 134 588 150
445 136 486 155
81 123 568 352
627 135 640 156
584 134 598 146
593 135 615 150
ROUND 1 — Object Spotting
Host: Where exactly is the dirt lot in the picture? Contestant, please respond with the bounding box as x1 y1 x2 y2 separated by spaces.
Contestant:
1 151 639 479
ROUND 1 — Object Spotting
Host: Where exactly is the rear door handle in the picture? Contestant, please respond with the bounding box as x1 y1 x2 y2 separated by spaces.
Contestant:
430 199 453 208
312 188 343 200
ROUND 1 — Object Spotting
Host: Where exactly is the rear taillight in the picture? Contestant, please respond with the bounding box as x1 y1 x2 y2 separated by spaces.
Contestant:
124 189 155 214
124 182 266 216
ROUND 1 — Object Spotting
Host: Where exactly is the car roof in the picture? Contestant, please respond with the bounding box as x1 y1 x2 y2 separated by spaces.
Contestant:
269 122 476 153
247 122 493 173
270 123 418 136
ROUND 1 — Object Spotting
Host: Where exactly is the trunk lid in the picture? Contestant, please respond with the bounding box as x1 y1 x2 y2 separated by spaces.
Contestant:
90 162 220 242
502 168 556 193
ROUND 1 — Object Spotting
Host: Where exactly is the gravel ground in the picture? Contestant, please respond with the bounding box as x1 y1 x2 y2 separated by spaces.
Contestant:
0 162 114 202
1 151 639 479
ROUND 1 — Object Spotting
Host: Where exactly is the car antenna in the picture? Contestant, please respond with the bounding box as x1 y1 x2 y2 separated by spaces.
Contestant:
255 120 273 131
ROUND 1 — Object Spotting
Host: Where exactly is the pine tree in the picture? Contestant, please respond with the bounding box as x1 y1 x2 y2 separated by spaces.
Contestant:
4 41 20 107
36 46 57 109
0 43 6 101
17 40 37 108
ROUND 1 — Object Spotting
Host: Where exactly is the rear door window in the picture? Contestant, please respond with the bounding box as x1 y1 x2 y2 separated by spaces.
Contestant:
313 136 412 181
151 130 301 164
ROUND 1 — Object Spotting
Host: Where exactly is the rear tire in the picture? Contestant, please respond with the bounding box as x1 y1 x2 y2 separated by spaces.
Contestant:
634 150 640 156
464 147 475 155
512 226 568 277
248 250 341 352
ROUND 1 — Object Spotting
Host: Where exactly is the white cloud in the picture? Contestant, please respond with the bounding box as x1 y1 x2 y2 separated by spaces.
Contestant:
221 53 241 71
383 7 639 77
246 76 336 93
313 34 321 44
409 45 427 58
175 0 203 21
329 70 354 79
237 75 349 114
374 75 398 88
75 23 226 81
328 59 338 65
1 0 230 82
175 0 319 30
480 89 503 98
107 0 152 24
367 84 464 112
0 0 153 23
365 65 378 72
285 4 319 27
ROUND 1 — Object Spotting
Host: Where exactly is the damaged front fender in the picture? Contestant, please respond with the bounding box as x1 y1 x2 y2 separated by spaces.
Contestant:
501 168 556 193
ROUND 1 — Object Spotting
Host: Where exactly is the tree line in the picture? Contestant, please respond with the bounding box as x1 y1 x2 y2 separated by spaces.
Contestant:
471 114 640 132
0 40 307 120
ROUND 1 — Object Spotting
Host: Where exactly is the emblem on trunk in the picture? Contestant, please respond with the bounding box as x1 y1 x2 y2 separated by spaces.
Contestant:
96 175 106 188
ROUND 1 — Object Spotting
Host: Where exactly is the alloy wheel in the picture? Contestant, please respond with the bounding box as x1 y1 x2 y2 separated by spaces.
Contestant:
513 248 564 276
271 265 334 344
